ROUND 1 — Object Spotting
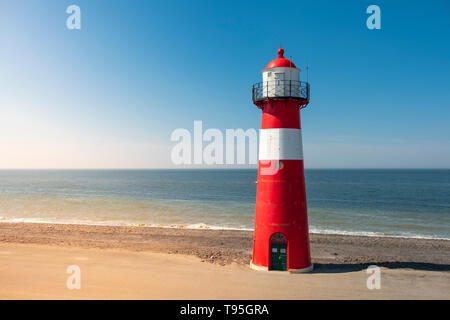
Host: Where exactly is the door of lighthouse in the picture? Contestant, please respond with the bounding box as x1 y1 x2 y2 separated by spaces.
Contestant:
270 233 287 271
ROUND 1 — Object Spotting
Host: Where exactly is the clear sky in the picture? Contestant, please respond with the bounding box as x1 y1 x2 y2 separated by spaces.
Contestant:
0 0 449 168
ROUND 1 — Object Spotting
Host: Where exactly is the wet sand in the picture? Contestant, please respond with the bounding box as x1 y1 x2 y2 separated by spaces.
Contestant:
0 222 449 299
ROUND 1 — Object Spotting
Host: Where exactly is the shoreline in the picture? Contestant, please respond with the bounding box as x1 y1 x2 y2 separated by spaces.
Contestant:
1 219 448 242
1 222 449 299
1 222 449 267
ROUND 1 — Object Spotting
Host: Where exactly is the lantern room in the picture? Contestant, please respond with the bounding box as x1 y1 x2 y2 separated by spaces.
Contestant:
252 47 310 107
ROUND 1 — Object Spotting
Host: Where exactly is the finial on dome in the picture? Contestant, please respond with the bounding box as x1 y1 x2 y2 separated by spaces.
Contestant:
277 46 284 58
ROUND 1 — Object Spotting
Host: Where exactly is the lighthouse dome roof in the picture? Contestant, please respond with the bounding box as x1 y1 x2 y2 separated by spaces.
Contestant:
264 47 297 69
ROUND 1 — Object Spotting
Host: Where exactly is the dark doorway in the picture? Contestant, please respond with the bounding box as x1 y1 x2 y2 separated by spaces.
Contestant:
270 233 287 271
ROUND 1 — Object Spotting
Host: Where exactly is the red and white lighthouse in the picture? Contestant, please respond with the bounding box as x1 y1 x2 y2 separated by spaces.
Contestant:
251 47 312 272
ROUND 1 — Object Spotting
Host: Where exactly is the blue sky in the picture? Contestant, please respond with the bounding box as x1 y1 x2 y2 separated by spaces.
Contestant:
0 0 449 168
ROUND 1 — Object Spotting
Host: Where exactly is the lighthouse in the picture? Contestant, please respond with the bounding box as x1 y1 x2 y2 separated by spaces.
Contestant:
250 47 312 272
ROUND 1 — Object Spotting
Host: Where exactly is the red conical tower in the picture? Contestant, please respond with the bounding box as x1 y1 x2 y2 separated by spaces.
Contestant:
250 47 312 272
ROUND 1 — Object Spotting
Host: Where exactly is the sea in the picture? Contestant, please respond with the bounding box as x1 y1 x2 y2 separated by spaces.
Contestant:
0 169 449 240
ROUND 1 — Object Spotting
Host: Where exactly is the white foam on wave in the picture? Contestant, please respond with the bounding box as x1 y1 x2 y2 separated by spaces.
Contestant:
0 216 253 232
309 227 450 241
0 216 448 240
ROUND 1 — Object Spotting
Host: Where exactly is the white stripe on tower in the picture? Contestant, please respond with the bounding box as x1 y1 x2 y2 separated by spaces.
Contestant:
259 128 303 160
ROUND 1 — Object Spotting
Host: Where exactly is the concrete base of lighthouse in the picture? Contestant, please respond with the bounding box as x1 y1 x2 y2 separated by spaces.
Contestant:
249 261 269 272
250 261 314 273
288 264 314 273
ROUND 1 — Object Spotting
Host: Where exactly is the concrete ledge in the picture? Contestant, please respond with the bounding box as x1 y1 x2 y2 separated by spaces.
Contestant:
289 264 314 273
250 261 314 273
250 261 269 272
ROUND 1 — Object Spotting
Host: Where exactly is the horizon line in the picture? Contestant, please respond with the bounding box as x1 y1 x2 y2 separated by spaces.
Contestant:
0 168 449 170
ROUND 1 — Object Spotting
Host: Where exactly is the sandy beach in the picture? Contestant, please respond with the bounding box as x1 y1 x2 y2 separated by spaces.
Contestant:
0 222 449 299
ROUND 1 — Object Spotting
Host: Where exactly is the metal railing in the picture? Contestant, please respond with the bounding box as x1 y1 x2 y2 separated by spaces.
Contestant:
252 80 310 102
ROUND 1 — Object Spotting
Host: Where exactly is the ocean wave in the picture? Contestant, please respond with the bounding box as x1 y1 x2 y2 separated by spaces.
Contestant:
308 227 450 241
0 216 448 240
